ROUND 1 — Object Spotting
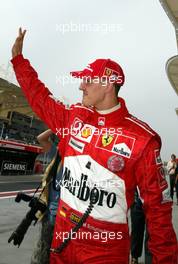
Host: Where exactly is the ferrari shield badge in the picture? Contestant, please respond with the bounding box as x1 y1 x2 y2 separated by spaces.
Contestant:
102 134 114 147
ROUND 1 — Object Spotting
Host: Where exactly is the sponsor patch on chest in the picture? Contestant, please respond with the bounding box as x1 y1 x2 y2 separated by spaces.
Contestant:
70 213 81 224
69 137 85 153
96 134 135 158
72 118 95 143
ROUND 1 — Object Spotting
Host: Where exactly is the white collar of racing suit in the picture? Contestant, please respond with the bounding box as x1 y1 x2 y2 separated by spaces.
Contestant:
96 103 121 115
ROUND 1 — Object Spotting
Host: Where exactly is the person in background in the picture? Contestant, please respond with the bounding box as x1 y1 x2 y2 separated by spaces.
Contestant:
130 189 145 264
130 189 152 264
167 154 177 201
31 129 63 264
174 160 178 205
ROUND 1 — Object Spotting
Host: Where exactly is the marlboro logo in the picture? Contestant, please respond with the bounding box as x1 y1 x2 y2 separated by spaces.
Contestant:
112 135 135 158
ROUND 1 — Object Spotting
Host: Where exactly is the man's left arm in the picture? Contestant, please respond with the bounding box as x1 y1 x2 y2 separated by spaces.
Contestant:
135 137 177 264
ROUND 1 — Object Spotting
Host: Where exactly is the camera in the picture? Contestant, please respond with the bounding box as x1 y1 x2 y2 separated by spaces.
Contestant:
8 192 47 247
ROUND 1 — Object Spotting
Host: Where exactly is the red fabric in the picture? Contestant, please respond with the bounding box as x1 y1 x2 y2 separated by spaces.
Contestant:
50 201 130 264
11 54 178 264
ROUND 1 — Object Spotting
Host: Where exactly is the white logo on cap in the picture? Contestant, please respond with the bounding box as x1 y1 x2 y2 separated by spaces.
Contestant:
85 64 93 72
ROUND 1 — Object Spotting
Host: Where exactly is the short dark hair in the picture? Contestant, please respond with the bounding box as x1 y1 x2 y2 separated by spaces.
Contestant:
114 83 121 96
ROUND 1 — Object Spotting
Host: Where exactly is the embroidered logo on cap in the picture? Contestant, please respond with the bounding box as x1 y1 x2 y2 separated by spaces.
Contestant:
104 67 113 76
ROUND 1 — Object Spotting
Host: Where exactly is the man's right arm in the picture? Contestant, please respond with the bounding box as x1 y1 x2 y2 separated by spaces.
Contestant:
11 28 68 134
11 54 67 134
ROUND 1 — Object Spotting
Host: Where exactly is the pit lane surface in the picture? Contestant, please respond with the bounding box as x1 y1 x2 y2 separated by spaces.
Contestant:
0 174 42 194
0 174 178 264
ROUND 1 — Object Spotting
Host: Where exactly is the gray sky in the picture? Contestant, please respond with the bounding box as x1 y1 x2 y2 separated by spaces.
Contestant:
0 0 178 161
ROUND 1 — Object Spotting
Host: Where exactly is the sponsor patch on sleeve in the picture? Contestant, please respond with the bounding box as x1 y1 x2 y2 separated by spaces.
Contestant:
154 149 162 165
161 186 172 203
157 167 167 189
156 167 172 203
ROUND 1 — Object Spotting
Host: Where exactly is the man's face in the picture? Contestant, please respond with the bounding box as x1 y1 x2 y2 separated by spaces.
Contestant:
79 78 106 109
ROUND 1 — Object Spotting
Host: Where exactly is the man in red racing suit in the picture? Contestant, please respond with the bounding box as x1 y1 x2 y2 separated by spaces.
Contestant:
11 28 177 264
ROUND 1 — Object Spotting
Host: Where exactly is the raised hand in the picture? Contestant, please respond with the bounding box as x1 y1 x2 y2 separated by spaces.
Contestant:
12 27 26 58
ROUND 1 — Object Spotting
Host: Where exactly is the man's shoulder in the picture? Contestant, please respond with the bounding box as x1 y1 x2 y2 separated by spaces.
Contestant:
124 114 160 142
71 103 94 113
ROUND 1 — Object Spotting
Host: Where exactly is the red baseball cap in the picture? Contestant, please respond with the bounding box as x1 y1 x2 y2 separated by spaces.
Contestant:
70 58 125 86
